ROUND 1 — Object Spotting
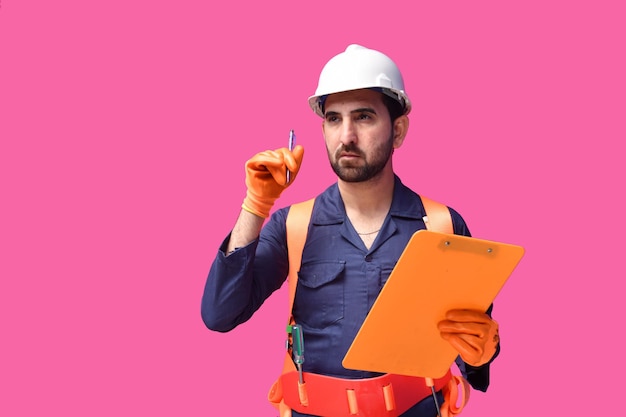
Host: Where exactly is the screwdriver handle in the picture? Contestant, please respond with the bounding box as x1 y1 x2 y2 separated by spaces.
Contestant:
291 324 304 365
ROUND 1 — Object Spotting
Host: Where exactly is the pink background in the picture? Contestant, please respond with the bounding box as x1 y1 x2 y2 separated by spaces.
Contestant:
1 1 624 415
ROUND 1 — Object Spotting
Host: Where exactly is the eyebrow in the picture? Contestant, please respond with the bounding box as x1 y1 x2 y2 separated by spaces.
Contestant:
325 107 377 117
352 107 377 114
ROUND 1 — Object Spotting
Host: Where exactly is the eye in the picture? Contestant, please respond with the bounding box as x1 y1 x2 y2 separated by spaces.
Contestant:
356 113 371 120
325 114 340 123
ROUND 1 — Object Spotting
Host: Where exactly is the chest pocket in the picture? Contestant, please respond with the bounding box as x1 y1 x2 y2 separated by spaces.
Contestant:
293 261 345 330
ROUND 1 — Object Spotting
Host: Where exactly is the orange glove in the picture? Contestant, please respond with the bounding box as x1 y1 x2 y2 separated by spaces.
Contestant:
438 309 499 367
242 145 304 218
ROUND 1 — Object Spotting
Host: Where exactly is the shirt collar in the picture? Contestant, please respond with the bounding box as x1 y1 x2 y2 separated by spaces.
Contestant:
310 175 426 226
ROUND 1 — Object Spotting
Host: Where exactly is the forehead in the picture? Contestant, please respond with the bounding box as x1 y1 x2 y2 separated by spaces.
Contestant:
324 89 386 112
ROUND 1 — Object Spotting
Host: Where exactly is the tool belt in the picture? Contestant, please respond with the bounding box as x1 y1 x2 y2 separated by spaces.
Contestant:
269 368 452 417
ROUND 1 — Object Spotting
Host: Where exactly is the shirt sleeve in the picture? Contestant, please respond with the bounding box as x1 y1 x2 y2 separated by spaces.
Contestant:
450 206 471 237
200 208 290 332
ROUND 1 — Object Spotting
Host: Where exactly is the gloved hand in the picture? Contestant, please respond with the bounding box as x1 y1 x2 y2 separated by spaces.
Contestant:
438 309 499 367
242 145 304 218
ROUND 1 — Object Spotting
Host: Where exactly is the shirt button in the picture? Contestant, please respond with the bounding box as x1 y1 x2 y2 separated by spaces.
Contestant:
365 255 373 262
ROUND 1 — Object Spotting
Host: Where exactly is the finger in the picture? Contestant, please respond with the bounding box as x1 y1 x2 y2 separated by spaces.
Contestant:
445 309 491 324
292 144 305 163
267 164 287 185
445 334 483 365
247 151 282 171
281 145 305 173
438 320 488 338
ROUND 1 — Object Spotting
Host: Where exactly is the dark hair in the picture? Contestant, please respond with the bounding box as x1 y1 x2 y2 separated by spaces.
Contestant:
382 94 405 122
319 89 405 121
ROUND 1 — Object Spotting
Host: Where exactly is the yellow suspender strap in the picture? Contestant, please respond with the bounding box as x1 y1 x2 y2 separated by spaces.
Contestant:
420 195 453 234
286 198 316 317
272 196 459 413
285 195 452 314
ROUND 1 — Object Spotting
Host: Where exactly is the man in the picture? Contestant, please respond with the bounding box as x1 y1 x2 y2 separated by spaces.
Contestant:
202 44 500 416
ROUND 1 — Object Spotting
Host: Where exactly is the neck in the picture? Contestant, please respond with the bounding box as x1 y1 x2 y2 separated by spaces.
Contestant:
338 171 395 214
338 170 395 235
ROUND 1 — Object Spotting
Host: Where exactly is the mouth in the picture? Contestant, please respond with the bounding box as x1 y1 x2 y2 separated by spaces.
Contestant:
337 146 363 159
339 152 361 159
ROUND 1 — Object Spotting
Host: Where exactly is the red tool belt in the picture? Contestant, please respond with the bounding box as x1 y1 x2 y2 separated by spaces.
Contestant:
276 369 451 417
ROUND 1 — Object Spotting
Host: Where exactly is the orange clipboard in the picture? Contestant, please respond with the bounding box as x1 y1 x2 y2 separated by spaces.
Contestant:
342 230 525 378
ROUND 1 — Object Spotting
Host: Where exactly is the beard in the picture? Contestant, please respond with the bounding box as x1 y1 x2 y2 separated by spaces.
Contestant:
328 129 395 183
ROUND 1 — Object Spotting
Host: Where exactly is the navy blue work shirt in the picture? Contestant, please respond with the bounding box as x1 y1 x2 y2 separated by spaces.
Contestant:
202 175 496 416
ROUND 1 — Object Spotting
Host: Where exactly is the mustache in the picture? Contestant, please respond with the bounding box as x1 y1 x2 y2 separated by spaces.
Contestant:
336 144 364 158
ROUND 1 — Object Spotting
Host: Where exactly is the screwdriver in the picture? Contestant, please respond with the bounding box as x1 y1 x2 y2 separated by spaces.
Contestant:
291 324 305 384
425 377 442 417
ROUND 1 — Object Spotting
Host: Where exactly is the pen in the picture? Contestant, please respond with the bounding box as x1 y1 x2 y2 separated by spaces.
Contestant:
287 129 296 184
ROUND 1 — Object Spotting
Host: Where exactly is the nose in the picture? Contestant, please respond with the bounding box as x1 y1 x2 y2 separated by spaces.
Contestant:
339 119 357 146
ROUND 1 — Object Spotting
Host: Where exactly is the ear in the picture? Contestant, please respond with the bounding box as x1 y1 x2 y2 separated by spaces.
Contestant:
392 115 409 149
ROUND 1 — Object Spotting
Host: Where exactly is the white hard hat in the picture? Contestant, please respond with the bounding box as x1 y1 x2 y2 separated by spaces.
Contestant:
308 44 411 117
